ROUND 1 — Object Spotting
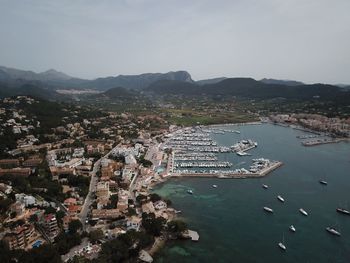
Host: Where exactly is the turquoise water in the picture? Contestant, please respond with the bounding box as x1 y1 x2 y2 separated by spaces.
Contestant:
154 124 350 263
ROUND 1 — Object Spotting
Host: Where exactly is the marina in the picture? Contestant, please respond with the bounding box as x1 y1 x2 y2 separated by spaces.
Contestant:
164 126 282 179
154 123 350 263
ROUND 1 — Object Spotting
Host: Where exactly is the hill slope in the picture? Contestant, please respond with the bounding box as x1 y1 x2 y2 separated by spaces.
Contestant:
146 77 350 102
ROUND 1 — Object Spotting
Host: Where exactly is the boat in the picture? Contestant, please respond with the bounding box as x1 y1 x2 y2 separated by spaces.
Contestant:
236 151 250 156
289 225 296 232
187 190 193 195
262 184 269 189
319 180 328 185
278 234 286 251
277 195 285 203
175 210 182 214
212 184 218 188
263 207 274 213
299 208 308 216
326 227 341 236
336 208 350 215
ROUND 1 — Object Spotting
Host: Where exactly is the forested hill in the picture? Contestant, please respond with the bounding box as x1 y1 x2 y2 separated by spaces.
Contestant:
146 78 350 102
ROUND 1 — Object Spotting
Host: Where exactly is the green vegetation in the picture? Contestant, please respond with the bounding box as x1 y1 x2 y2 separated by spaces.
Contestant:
54 232 82 255
96 230 153 263
0 174 64 201
88 229 104 243
68 220 83 234
142 212 166 236
167 220 187 235
0 241 61 263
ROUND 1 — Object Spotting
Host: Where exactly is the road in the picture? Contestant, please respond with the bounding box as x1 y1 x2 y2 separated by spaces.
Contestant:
79 145 119 231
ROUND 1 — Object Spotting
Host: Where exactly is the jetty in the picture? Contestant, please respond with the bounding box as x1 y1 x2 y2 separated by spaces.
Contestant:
182 230 200 241
172 161 282 179
302 138 348 146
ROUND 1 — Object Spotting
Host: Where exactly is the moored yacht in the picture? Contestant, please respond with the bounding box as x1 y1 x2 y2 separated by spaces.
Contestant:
262 184 269 189
326 227 341 236
212 184 218 188
277 195 285 203
299 208 308 216
187 190 193 195
278 234 286 251
319 180 328 185
263 207 274 213
278 242 286 251
289 225 296 232
336 208 350 215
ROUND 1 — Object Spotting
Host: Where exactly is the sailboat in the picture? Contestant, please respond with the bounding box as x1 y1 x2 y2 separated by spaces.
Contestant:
278 234 286 251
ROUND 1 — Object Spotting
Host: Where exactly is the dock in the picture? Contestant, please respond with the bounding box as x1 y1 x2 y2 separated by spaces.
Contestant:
182 230 200 241
302 138 348 146
172 161 283 179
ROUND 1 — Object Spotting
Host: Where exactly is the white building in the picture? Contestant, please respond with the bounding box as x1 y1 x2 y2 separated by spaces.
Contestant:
126 216 142 231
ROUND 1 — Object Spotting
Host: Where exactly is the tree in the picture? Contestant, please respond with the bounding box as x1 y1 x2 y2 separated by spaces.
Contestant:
89 229 104 243
142 212 166 236
167 220 187 234
18 244 61 263
136 194 147 204
44 206 57 214
29 214 38 223
0 198 13 214
149 193 161 203
54 232 82 255
68 219 82 234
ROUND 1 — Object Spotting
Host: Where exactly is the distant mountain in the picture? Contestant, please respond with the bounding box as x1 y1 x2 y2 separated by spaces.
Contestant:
101 86 137 99
145 79 199 95
0 66 73 82
196 77 227 85
146 77 350 102
82 70 193 91
0 66 194 92
0 82 65 100
260 78 304 86
38 69 72 81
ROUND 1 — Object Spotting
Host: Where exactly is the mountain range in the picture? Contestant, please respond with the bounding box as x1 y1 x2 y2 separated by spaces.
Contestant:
0 65 349 103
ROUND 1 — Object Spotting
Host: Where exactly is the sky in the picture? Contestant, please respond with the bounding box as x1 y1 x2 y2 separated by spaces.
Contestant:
0 0 349 84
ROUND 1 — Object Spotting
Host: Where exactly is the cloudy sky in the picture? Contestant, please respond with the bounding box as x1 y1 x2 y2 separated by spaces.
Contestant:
0 0 349 83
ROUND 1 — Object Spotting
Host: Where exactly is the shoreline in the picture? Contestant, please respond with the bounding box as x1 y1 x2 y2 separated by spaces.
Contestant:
146 122 285 259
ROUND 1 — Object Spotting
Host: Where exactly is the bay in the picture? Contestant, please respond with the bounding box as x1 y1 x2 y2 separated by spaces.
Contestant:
154 124 350 263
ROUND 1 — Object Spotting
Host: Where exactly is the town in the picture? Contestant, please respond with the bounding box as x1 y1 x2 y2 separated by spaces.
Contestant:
0 95 349 263
0 96 190 263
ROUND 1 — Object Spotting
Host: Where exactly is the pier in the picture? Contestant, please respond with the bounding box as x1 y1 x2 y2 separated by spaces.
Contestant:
172 161 283 179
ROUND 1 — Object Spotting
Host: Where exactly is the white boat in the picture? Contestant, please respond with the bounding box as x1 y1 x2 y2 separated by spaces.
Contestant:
278 242 286 251
263 207 274 213
187 190 193 195
212 184 218 188
326 227 341 236
289 225 296 232
262 184 269 189
277 195 285 203
319 180 328 185
336 208 350 215
299 208 308 216
278 234 286 251
236 151 250 156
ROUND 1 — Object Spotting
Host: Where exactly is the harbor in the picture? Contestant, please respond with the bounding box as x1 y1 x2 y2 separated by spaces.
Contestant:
154 123 350 263
163 124 282 179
